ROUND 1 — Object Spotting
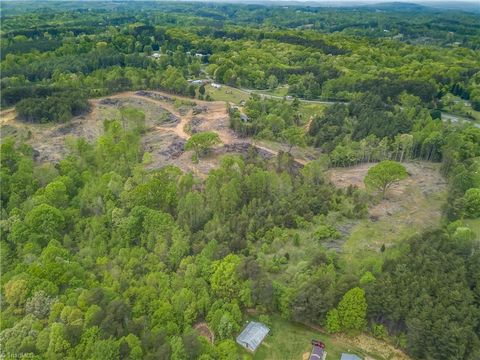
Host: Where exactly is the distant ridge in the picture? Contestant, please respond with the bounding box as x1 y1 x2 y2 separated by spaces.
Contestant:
362 2 428 11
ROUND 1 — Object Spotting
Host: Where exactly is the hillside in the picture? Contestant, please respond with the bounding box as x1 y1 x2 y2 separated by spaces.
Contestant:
1 2 479 360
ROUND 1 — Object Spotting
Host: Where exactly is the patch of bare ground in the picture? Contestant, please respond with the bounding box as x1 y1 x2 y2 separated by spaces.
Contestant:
193 322 214 344
0 108 16 124
327 161 446 221
326 162 447 260
1 107 105 163
2 90 308 176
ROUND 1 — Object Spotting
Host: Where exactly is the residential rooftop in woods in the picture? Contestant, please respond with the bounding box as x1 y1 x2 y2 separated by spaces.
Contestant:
236 321 270 352
340 353 362 360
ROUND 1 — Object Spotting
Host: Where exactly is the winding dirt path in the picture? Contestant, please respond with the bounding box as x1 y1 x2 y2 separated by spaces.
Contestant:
156 109 192 139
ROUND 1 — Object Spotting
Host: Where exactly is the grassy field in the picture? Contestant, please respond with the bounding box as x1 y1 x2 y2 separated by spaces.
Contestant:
464 218 480 240
240 315 401 360
257 85 289 97
202 84 327 127
299 103 326 124
335 162 447 271
248 161 447 283
204 84 250 103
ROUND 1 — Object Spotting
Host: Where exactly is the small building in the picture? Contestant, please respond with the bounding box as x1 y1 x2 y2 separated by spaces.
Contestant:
151 52 162 58
211 83 222 89
340 353 362 360
189 79 205 86
236 321 269 352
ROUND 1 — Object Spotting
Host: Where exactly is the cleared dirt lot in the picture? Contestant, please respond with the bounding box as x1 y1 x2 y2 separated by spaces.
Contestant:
1 90 309 175
326 161 447 262
1 91 229 167
327 161 446 220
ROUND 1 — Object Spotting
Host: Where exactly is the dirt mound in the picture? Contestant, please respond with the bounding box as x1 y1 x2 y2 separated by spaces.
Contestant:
159 139 185 159
193 105 208 114
193 322 214 344
99 98 122 106
135 90 174 103
189 117 203 133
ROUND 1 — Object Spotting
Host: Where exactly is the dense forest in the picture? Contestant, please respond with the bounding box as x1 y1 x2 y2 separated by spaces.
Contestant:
1 1 480 360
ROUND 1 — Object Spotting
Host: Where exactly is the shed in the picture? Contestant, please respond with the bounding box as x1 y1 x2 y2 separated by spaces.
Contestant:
236 321 270 352
340 354 362 360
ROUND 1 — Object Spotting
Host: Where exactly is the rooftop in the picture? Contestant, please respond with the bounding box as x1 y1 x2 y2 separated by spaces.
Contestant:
236 321 270 352
340 354 362 360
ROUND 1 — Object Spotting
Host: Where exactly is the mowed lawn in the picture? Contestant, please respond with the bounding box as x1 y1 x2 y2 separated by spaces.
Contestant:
256 85 289 97
204 84 250 103
239 316 368 360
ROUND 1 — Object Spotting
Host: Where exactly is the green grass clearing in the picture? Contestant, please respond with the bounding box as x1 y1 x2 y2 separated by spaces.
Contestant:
256 85 289 97
299 103 326 123
464 218 480 240
204 84 250 103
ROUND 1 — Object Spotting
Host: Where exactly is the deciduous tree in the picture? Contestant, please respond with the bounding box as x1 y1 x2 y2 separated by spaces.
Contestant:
364 160 408 198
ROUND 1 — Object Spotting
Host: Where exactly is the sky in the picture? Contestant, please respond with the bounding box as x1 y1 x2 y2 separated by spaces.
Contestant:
216 0 480 9
255 0 479 3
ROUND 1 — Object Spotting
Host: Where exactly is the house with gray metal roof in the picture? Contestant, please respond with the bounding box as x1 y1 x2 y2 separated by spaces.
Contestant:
340 353 362 360
236 321 270 352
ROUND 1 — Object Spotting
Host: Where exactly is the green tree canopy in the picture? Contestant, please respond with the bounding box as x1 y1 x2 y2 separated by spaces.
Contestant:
185 132 221 162
337 287 367 332
280 126 306 153
364 160 408 198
